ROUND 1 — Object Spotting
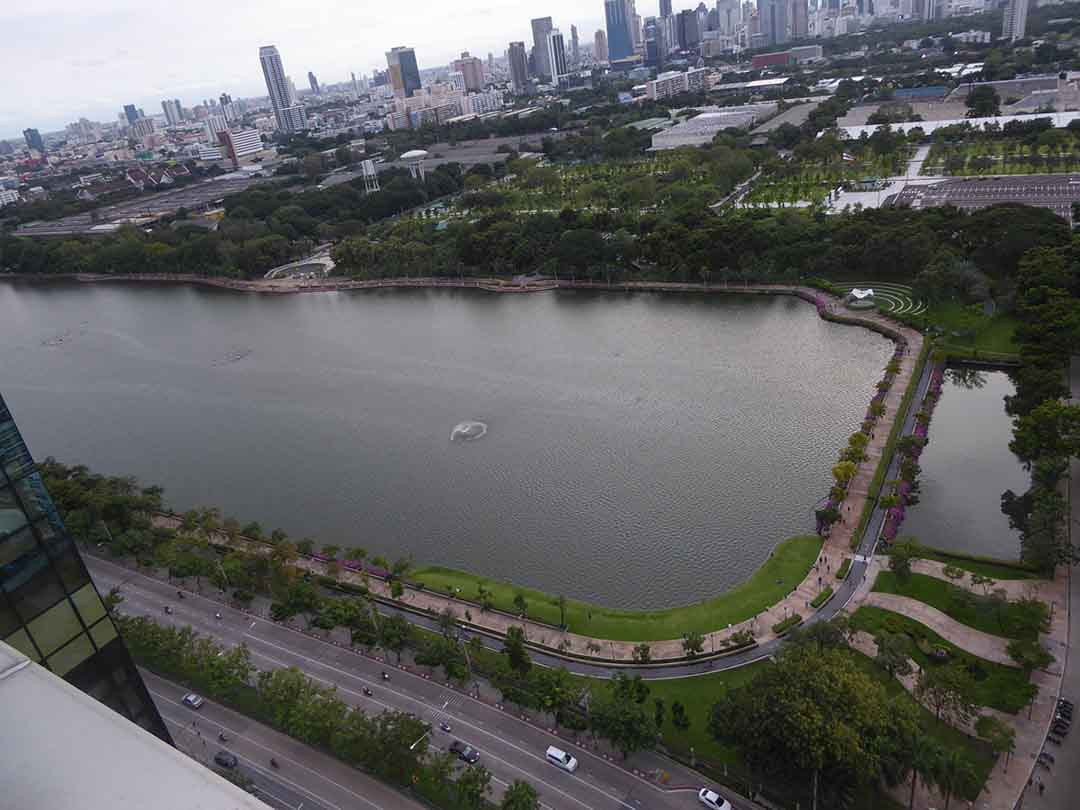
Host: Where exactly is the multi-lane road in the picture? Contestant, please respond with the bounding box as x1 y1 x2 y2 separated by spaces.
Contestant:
88 555 751 810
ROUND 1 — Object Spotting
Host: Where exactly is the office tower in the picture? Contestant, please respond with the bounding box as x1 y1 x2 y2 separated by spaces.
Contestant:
643 17 666 68
160 99 182 126
790 0 807 37
1003 0 1028 40
677 9 701 48
260 45 307 133
386 46 422 98
531 17 554 79
351 71 361 96
717 0 740 34
757 0 788 46
22 128 44 153
660 0 673 15
123 104 139 125
220 92 232 107
547 29 569 86
570 25 580 66
595 29 609 61
508 41 530 93
0 393 171 744
308 71 321 95
605 0 635 61
452 51 485 91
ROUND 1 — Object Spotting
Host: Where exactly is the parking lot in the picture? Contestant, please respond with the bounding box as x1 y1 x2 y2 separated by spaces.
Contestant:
15 175 259 237
886 174 1080 222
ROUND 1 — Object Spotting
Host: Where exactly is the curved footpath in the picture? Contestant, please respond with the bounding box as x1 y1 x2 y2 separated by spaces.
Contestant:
136 280 928 678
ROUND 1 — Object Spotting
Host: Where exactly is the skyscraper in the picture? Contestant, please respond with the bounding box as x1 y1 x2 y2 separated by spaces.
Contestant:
161 99 183 126
790 0 808 37
1003 0 1029 41
660 0 673 15
508 42 530 94
259 45 307 133
547 29 569 86
677 8 701 48
643 16 666 68
0 393 171 744
123 104 139 125
594 29 609 62
22 128 44 153
570 24 580 66
605 0 635 61
531 17 554 79
386 46 422 98
308 71 321 95
452 51 485 91
757 0 788 46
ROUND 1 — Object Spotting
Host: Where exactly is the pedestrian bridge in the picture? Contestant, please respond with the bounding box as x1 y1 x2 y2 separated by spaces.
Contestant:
264 253 336 280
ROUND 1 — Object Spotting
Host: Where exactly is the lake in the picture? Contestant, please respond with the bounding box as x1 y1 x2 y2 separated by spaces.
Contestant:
0 282 892 608
902 367 1029 561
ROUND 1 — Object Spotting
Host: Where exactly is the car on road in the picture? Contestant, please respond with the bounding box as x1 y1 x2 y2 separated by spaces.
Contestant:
213 751 238 769
698 788 732 810
181 693 205 709
545 746 578 773
449 740 480 764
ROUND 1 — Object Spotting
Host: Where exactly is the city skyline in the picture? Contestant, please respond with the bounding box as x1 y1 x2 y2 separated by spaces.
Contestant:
0 0 613 137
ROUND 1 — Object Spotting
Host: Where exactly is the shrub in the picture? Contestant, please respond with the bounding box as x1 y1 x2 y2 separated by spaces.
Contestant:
772 614 803 635
810 586 834 608
836 558 852 580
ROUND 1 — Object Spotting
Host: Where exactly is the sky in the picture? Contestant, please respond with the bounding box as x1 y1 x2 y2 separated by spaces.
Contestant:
0 0 613 139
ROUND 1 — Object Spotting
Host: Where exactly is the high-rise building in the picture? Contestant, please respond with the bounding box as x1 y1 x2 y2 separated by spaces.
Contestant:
123 104 139 125
0 393 171 744
757 0 788 46
790 0 807 37
570 25 580 66
259 45 307 133
452 52 485 92
22 128 44 153
594 29 609 62
660 0 673 15
386 46 422 98
308 71 321 95
717 0 740 34
677 9 701 48
161 99 183 127
508 41 530 94
1003 0 1029 41
605 0 635 61
644 16 666 68
531 17 554 79
547 29 569 86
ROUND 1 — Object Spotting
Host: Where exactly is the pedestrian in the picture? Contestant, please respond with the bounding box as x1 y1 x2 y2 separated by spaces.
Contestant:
1039 782 1045 796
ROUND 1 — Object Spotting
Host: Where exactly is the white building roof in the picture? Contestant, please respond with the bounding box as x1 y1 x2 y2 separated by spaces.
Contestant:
836 110 1080 139
0 641 267 810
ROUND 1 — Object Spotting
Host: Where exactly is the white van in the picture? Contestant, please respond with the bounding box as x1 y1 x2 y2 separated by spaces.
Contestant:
546 746 578 773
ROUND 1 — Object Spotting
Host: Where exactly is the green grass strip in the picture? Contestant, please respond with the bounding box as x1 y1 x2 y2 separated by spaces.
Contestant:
810 586 834 608
850 606 1035 714
772 614 803 635
413 534 823 642
853 339 932 549
913 545 1041 581
836 558 852 580
872 571 1037 639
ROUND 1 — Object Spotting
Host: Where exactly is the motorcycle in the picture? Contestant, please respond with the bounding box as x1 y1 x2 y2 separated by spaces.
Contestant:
164 606 173 615
440 721 452 733
219 732 229 743
270 758 279 769
381 671 390 681
362 687 373 697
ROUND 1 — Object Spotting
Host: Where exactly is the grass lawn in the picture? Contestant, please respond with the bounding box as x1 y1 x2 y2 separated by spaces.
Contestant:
924 302 1019 356
850 606 1035 713
413 534 823 642
913 545 1041 581
872 571 1039 639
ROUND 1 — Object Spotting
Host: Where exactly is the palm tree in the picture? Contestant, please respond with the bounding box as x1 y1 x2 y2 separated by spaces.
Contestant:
884 727 944 810
933 748 975 810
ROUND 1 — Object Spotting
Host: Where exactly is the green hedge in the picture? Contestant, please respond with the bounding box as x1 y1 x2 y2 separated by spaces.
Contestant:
772 614 803 635
810 586 834 608
836 558 852 580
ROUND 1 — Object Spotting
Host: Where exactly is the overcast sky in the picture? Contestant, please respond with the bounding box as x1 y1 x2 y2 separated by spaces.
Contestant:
0 0 615 138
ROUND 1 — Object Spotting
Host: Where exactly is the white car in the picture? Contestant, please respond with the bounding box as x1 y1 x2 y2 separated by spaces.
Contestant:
698 788 732 810
182 693 205 709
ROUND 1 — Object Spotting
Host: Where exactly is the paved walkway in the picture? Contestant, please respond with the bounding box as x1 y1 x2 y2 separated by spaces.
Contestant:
154 284 923 665
911 558 1047 599
863 592 1017 665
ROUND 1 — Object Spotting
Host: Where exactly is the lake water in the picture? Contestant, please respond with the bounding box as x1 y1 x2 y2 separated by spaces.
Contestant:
0 283 892 608
901 368 1029 561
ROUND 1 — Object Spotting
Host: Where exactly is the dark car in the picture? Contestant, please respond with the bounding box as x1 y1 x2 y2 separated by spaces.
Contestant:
214 751 238 769
449 740 480 764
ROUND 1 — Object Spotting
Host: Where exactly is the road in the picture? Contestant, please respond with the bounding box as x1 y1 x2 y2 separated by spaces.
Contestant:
148 668 422 810
89 555 748 810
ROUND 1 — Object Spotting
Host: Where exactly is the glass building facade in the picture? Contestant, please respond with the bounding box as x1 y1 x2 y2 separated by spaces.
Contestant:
0 392 171 743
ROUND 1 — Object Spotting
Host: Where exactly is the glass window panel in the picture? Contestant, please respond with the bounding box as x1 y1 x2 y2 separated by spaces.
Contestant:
71 583 106 626
47 633 95 677
0 483 29 537
48 537 90 593
9 474 50 525
26 598 82 656
89 616 118 649
0 526 65 621
0 417 34 482
4 628 40 661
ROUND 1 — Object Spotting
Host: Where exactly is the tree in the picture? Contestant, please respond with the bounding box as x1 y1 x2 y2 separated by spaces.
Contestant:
933 747 976 810
965 86 1001 118
454 764 492 810
832 460 857 487
534 667 581 728
504 626 532 675
633 643 651 663
513 592 528 617
889 541 917 583
1007 638 1054 676
682 631 705 658
883 721 945 810
378 614 413 663
334 146 355 168
875 632 914 679
916 666 978 726
590 673 658 758
975 714 1016 772
500 780 539 810
303 154 325 179
671 700 690 732
654 697 666 729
